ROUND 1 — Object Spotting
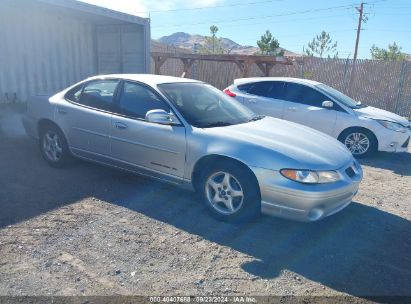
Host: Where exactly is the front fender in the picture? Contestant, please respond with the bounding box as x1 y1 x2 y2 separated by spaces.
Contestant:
185 128 304 180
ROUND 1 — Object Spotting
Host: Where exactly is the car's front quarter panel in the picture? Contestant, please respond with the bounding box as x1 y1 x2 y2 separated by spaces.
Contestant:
368 119 411 152
184 125 363 222
184 127 306 182
333 111 410 152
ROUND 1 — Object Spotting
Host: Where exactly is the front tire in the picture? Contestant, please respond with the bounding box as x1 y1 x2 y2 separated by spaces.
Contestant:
339 128 377 158
39 124 71 167
197 161 261 222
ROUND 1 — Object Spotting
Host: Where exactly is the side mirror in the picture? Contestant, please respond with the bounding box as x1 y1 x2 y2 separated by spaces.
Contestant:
322 100 334 109
145 109 179 125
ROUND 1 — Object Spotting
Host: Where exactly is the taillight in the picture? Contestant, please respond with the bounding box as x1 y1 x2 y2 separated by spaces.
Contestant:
223 88 236 97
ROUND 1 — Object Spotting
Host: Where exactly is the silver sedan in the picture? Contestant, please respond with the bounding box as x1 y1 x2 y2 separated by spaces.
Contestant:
23 74 362 222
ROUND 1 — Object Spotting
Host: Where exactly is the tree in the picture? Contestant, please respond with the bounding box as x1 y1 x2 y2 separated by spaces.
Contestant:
305 31 338 58
199 25 225 54
210 25 219 53
257 30 284 56
370 42 406 61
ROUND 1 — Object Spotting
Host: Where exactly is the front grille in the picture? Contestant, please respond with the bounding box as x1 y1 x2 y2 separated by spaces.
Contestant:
345 167 356 178
402 136 410 148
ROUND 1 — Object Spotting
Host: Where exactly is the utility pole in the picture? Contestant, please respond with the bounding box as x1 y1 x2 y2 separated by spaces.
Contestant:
353 2 365 61
349 2 367 94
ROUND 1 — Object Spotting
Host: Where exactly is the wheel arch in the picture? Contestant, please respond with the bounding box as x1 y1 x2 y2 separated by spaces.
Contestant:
338 126 378 144
337 126 379 153
38 119 62 135
191 154 260 197
37 119 70 147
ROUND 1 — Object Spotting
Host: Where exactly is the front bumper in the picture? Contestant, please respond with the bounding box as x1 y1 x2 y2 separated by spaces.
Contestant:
251 161 363 222
377 127 411 153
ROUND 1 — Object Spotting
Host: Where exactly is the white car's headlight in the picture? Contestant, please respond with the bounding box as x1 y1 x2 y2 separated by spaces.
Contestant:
377 120 407 133
280 169 341 184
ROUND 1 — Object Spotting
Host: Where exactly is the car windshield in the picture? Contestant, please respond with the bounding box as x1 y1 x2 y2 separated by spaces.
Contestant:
317 84 367 109
158 82 261 128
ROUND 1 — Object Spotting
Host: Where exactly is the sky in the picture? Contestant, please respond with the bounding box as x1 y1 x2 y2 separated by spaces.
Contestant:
79 0 411 59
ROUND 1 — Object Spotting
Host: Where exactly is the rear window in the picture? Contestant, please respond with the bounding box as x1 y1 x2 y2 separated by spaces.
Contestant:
65 84 83 103
237 81 285 99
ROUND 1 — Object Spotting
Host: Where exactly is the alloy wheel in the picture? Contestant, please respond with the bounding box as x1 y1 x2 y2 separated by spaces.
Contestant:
344 132 370 155
42 131 63 162
205 171 244 215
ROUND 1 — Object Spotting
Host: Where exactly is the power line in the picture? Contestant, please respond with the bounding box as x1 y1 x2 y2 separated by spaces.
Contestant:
237 29 357 39
142 0 286 14
152 3 359 28
145 0 387 15
363 29 411 33
153 13 355 30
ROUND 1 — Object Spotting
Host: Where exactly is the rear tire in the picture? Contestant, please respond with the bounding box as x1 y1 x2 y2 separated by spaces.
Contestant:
39 124 71 167
339 128 377 158
197 161 261 222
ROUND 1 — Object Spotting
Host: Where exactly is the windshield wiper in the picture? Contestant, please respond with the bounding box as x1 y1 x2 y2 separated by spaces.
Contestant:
199 121 234 128
248 115 266 122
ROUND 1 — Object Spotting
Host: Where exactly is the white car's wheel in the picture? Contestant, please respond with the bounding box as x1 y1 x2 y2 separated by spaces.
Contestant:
339 129 377 158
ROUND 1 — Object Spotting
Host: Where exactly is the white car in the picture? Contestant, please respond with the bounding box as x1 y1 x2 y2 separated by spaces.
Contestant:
224 77 411 157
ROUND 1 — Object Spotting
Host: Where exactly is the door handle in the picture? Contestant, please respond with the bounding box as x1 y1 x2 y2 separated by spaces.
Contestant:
247 99 257 103
288 107 296 112
115 122 128 130
57 108 67 114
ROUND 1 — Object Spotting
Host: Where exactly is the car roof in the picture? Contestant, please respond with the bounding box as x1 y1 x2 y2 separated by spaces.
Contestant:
85 74 202 86
234 77 322 87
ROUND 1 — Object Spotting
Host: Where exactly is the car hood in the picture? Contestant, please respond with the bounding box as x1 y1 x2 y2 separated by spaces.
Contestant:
205 117 353 171
354 106 410 127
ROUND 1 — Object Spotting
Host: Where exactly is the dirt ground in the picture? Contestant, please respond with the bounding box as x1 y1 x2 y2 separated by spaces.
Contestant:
0 106 410 300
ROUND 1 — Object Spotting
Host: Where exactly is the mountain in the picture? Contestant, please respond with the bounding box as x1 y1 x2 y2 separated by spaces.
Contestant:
157 32 297 56
157 32 257 55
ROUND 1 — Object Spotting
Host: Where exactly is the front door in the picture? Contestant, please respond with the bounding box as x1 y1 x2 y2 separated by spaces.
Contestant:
282 82 337 135
110 81 186 179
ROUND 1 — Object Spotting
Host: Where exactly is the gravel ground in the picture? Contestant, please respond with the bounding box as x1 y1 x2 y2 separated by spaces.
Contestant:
0 107 410 300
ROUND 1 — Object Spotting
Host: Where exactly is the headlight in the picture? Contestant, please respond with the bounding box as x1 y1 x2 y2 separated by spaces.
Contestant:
377 120 407 133
280 169 341 184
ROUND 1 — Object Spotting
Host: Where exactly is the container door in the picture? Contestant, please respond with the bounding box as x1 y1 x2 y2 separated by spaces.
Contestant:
96 25 122 74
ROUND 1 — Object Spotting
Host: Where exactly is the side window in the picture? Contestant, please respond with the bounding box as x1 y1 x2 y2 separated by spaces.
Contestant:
284 83 327 107
248 82 273 98
79 80 119 111
117 81 170 119
237 83 253 93
269 82 285 99
65 84 83 103
303 87 328 107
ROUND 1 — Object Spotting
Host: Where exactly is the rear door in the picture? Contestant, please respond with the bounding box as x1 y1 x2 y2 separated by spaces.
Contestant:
241 81 286 118
110 81 186 179
282 83 337 135
56 79 119 158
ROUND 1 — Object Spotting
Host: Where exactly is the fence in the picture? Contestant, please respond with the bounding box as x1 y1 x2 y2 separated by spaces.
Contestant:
150 45 411 119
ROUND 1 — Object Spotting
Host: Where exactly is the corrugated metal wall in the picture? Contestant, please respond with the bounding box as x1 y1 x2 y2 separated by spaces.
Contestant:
0 2 96 102
0 1 148 103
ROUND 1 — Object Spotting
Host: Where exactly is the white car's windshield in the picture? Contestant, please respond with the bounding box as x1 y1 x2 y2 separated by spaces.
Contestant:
158 82 262 128
317 84 367 109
